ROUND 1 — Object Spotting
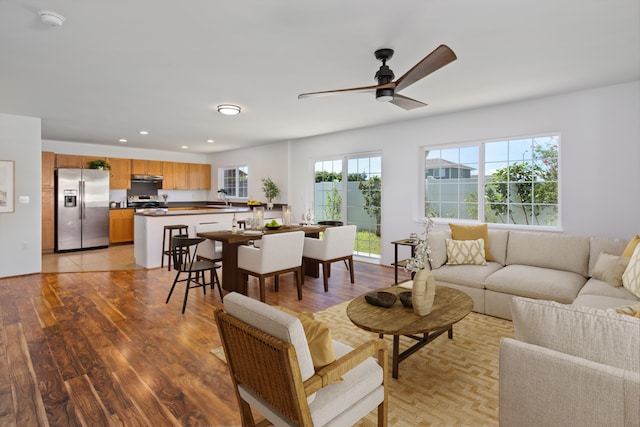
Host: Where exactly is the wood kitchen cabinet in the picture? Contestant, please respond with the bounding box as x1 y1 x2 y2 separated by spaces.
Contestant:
186 163 211 190
173 162 187 189
131 159 163 175
161 162 175 189
42 151 56 253
108 157 132 189
199 163 211 189
109 209 134 244
56 154 106 169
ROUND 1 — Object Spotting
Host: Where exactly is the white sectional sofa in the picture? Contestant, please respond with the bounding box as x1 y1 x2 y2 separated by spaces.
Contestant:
427 229 639 320
499 297 640 426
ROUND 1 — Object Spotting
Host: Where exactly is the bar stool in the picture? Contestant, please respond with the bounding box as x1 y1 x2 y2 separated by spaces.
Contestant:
162 224 189 270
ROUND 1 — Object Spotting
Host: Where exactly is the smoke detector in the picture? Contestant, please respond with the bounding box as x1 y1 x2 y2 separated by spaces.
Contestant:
39 10 65 27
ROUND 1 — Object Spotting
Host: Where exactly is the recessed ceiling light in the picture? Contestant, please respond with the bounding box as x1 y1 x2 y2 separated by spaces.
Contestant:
217 104 241 115
139 130 149 135
119 138 127 143
181 145 188 149
207 139 215 143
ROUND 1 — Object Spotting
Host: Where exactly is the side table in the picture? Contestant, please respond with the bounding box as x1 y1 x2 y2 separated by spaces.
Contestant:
391 239 418 284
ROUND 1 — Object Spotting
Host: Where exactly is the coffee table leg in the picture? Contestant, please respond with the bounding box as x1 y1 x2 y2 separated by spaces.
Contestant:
448 326 453 339
392 335 400 379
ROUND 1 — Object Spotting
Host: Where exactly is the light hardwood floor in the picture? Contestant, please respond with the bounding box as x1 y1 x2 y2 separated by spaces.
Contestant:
2 249 403 426
42 245 142 273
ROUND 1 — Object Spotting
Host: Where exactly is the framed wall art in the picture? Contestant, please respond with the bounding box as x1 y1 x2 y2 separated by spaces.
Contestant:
0 160 15 213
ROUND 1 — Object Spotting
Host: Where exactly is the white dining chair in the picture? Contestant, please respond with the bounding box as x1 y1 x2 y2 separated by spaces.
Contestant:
303 225 357 292
194 222 225 263
237 231 305 302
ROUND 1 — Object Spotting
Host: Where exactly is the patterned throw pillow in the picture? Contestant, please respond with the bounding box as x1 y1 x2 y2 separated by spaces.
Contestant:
622 244 640 298
614 303 640 318
446 238 487 265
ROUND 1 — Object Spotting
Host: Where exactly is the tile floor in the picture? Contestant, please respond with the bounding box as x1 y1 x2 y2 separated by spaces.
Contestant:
41 244 142 273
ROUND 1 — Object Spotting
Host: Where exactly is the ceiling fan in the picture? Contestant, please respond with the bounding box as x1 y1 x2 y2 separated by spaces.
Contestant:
298 45 457 110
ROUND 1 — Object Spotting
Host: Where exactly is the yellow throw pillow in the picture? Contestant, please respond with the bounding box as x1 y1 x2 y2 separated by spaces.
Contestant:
446 238 487 266
614 302 640 318
622 235 640 258
449 223 494 261
622 244 640 299
275 306 336 369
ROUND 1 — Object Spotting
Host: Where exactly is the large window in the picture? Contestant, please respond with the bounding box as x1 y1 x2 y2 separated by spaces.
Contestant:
424 135 559 227
220 166 248 198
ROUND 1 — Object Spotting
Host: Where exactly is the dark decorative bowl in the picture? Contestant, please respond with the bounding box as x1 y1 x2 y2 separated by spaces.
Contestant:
364 291 397 308
265 224 281 230
399 291 413 308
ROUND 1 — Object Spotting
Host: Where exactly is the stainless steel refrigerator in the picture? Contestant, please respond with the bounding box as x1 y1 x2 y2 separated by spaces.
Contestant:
55 168 110 252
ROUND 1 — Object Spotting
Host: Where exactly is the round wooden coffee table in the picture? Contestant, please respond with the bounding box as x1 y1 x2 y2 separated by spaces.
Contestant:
347 284 473 379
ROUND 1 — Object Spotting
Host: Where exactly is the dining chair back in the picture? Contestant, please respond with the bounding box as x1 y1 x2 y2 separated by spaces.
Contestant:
194 222 224 262
165 236 222 313
237 231 305 302
214 292 388 426
303 225 357 292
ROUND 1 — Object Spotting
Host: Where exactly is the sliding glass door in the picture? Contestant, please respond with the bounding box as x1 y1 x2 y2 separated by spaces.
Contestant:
313 153 382 261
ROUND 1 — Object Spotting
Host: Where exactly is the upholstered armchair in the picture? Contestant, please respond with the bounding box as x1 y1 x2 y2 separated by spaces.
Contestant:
214 292 388 426
237 231 305 302
303 225 357 292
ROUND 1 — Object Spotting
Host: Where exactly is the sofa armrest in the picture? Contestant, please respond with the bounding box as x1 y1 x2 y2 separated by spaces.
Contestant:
499 338 640 427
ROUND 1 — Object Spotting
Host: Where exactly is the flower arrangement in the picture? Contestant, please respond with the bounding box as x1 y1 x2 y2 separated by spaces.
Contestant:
405 216 434 273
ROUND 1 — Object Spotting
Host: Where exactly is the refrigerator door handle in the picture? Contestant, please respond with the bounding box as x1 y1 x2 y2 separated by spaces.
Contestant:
80 180 86 220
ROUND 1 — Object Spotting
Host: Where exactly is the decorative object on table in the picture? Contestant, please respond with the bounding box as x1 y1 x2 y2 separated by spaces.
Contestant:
0 160 15 213
405 216 436 315
399 291 413 307
409 232 418 243
247 199 262 207
260 177 280 210
283 205 292 226
265 219 281 230
302 208 314 225
231 213 238 234
87 159 111 170
252 206 264 229
364 291 397 308
217 188 229 206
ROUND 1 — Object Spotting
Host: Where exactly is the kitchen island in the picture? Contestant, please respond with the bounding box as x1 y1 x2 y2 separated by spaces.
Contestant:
133 207 282 269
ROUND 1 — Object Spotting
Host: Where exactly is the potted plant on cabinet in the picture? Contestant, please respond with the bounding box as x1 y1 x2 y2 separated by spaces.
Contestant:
88 159 111 170
261 177 280 210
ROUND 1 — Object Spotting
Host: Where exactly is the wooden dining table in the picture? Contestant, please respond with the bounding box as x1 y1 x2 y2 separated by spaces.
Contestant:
197 224 329 295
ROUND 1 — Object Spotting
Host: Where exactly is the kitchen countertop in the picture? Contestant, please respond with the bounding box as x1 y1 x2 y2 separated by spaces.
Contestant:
134 207 252 216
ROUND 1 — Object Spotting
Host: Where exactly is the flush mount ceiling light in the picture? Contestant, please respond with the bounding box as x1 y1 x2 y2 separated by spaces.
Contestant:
217 104 241 115
38 10 65 26
139 130 149 135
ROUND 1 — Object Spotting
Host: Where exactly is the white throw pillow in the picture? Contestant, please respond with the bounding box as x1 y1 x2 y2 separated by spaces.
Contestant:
446 238 486 265
622 244 640 298
591 252 629 287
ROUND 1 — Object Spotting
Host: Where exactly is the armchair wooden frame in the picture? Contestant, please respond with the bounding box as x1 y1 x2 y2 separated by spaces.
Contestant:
214 308 388 427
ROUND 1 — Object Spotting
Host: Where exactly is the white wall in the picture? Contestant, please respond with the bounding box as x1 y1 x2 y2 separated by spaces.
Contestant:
216 81 640 266
207 141 290 204
0 113 42 277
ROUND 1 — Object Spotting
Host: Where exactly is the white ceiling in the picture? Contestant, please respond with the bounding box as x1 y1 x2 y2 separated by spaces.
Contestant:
1 0 638 154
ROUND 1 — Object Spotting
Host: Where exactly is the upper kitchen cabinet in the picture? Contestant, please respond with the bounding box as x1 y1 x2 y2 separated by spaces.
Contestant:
56 154 106 169
162 162 175 189
186 163 211 190
108 157 132 189
42 151 55 188
131 159 163 176
173 162 187 189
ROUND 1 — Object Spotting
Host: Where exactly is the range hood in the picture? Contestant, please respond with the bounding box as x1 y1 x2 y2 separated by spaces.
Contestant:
131 174 163 183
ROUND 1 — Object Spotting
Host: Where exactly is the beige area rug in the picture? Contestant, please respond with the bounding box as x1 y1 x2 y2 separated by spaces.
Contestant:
212 301 514 426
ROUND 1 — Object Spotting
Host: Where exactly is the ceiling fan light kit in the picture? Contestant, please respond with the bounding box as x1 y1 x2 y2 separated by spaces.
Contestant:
217 104 241 115
299 44 457 110
39 10 66 27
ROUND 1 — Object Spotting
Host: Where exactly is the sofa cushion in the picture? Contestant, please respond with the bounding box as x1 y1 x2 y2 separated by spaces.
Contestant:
445 238 486 265
484 265 586 303
577 278 640 301
510 296 640 373
431 262 503 289
589 236 628 275
428 230 450 269
487 229 509 266
506 231 590 277
591 252 629 287
449 223 494 261
622 244 640 298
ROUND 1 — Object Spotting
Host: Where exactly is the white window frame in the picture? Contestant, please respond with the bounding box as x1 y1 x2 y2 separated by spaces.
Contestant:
218 165 248 199
421 133 561 230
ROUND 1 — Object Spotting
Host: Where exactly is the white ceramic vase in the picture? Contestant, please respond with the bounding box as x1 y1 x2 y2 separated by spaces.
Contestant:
412 268 436 316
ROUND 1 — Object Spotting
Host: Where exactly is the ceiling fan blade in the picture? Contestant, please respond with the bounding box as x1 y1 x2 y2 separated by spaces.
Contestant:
394 44 457 93
298 83 394 99
390 94 427 110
